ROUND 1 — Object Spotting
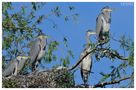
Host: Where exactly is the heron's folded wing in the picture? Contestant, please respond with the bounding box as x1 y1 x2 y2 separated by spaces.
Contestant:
29 39 40 64
17 58 27 71
2 61 16 77
96 14 103 38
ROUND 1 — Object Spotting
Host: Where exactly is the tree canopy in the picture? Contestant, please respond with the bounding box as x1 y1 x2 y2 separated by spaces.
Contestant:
2 2 134 88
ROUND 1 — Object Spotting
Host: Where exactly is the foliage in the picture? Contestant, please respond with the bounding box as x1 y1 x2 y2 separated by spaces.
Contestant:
44 40 59 63
2 2 76 73
2 2 134 88
3 78 18 88
55 71 75 87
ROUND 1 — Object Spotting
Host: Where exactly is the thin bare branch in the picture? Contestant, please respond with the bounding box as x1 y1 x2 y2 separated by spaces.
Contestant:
68 39 129 71
97 48 129 61
92 76 132 88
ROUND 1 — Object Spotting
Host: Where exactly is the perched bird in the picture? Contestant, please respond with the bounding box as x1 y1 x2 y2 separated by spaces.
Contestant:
2 56 29 77
96 6 113 42
29 33 48 71
80 30 96 86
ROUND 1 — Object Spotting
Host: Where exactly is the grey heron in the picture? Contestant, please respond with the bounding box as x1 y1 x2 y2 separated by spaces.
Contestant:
96 6 113 42
29 33 48 71
80 30 96 86
2 56 29 77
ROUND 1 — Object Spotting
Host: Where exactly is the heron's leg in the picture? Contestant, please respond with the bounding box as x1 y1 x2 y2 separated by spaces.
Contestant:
35 61 39 70
7 75 13 79
84 84 89 88
32 62 36 71
82 70 89 86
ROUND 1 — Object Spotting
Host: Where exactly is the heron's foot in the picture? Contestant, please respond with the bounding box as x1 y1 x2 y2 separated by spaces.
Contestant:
80 83 89 88
5 75 14 79
32 69 35 72
32 66 37 72
84 84 89 88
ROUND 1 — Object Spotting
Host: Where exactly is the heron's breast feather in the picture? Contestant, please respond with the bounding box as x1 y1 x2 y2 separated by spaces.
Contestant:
37 50 45 60
81 55 92 71
101 16 110 32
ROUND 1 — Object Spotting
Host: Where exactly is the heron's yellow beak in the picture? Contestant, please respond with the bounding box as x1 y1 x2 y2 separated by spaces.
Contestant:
43 35 51 38
88 32 96 35
108 9 112 12
22 56 30 60
16 56 22 59
107 8 117 12
16 56 29 60
103 8 113 12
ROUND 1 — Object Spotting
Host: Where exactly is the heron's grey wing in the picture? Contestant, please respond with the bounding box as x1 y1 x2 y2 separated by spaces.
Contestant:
79 46 89 69
80 62 84 80
2 61 16 77
80 46 92 69
29 39 40 64
42 38 47 50
90 56 93 73
96 14 103 39
17 58 27 72
79 45 90 60
79 48 86 63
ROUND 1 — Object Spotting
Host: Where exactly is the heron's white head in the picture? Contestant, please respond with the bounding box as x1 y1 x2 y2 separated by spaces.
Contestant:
16 56 29 61
101 6 113 13
38 34 50 41
86 30 96 44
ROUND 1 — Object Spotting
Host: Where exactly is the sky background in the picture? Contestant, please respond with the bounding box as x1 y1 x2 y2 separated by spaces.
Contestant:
7 2 134 87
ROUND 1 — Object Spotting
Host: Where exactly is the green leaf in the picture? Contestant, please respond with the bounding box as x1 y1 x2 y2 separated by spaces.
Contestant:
68 50 74 59
100 74 110 82
32 2 36 11
37 15 44 24
69 6 75 11
21 6 25 14
64 16 69 21
63 37 68 47
116 68 121 78
52 6 61 17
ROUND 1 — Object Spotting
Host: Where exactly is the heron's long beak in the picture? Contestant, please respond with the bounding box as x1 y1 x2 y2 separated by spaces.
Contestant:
16 56 29 61
108 8 117 12
27 56 31 59
44 35 51 38
107 8 113 12
88 32 96 35
22 56 30 60
19 56 30 60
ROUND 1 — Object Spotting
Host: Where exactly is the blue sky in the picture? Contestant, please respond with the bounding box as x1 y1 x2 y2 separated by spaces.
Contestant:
8 2 134 87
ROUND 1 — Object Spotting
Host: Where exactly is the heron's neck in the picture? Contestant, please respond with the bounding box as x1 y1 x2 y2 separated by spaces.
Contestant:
16 59 20 64
103 11 111 15
102 12 111 23
86 35 91 45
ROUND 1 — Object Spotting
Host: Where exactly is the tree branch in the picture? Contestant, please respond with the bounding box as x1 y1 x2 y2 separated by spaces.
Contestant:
96 48 128 61
68 39 128 71
68 40 107 71
92 76 132 88
68 46 96 71
75 76 132 88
